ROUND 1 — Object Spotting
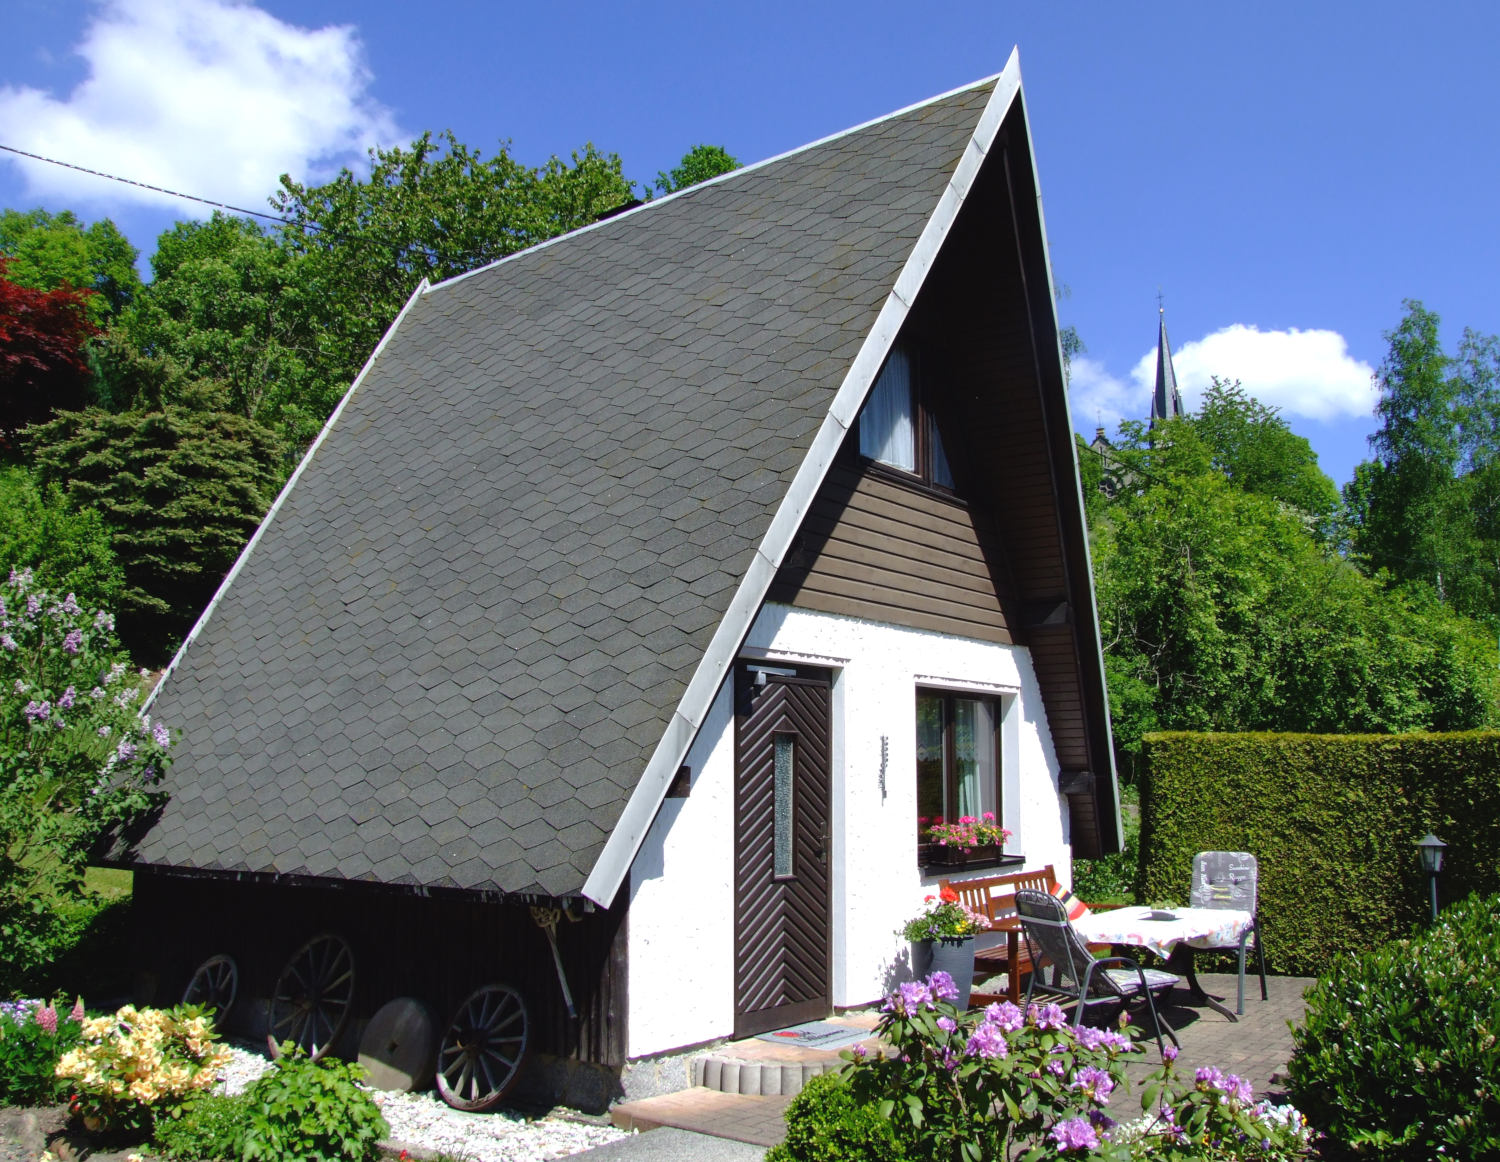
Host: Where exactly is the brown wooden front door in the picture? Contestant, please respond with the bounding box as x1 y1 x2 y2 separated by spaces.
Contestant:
733 663 833 1038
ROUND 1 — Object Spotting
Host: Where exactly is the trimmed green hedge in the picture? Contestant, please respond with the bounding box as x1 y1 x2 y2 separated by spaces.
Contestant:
1138 731 1500 976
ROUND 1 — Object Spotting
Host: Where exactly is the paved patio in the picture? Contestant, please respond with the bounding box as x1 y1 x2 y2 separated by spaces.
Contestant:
609 972 1314 1150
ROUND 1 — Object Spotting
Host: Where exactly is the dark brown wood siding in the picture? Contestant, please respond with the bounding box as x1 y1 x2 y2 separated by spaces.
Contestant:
768 463 1015 643
130 870 627 1067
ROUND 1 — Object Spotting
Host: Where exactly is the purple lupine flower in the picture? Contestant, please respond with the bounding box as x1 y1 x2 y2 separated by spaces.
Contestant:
1070 1065 1115 1105
152 721 170 747
35 1004 57 1034
1029 1002 1068 1030
59 686 76 710
936 1016 957 1033
927 970 959 1001
62 628 84 654
69 998 85 1023
983 1000 1024 1031
965 1022 1009 1059
1049 1117 1100 1152
24 700 50 722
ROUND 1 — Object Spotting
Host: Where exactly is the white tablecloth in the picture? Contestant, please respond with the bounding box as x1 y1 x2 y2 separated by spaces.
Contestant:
1073 906 1253 960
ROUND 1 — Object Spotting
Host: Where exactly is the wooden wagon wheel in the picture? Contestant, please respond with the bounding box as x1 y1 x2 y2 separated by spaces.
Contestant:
182 953 239 1016
267 933 355 1061
435 982 530 1111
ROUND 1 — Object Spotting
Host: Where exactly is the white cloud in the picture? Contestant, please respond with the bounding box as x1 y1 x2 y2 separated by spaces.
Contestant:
1129 324 1377 423
0 0 400 214
1067 355 1140 433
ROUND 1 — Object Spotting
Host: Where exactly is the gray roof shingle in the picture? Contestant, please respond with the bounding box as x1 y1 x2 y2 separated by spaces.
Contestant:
130 79 995 898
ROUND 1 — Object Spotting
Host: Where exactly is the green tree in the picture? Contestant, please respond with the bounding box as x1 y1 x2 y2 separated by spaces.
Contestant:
118 214 334 449
1094 470 1498 779
271 131 633 397
25 402 282 662
0 467 123 612
0 208 142 324
654 144 739 194
1348 301 1500 620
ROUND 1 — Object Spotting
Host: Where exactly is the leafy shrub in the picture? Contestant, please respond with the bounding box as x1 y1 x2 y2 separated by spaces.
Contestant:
240 1048 388 1162
0 568 172 989
792 971 1311 1160
1286 891 1500 1159
1138 730 1500 975
766 1072 909 1162
153 1092 250 1160
0 997 84 1105
55 1003 229 1136
1072 783 1140 904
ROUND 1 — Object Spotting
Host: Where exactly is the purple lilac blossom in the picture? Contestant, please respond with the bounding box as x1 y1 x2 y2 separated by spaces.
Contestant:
26 594 41 615
927 970 959 1001
97 724 111 738
62 628 83 654
24 700 50 722
12 679 25 695
59 686 76 710
94 610 114 630
90 686 105 699
152 721 170 746
1071 1065 1115 1104
983 1001 1024 1031
1049 1117 1100 1152
1029 1002 1068 1030
115 740 137 762
0 634 15 651
61 593 81 615
965 1022 1009 1059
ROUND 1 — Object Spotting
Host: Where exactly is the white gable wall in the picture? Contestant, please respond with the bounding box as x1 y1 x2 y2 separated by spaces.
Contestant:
625 603 1070 1059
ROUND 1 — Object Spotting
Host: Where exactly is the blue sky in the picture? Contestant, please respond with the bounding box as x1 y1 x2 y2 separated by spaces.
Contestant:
4 1 1498 489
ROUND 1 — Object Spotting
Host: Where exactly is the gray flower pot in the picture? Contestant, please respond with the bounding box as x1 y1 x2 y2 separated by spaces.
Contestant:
910 936 975 1008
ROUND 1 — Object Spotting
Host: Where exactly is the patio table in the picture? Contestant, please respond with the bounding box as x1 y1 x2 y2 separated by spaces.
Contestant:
1073 905 1254 1021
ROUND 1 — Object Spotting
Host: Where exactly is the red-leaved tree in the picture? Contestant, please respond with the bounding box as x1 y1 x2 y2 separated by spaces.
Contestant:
0 256 98 453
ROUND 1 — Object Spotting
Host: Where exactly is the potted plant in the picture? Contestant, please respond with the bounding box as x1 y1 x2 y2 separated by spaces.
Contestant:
901 885 990 1007
923 813 1012 867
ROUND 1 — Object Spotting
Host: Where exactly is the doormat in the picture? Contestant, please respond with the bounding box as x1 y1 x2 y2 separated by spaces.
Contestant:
754 1021 871 1050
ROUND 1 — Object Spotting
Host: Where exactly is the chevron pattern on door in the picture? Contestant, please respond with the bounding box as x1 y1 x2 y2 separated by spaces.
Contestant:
733 665 832 1038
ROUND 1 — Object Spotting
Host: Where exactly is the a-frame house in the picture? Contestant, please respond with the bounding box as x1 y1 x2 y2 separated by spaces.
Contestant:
122 50 1119 1088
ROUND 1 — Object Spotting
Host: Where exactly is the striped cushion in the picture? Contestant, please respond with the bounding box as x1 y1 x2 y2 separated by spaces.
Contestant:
1049 882 1092 922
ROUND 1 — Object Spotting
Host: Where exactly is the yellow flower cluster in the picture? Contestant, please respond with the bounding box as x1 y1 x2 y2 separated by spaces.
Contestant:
55 1004 231 1121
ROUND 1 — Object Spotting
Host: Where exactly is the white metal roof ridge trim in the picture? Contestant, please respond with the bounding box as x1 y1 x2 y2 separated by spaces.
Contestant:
580 48 1027 907
141 279 433 716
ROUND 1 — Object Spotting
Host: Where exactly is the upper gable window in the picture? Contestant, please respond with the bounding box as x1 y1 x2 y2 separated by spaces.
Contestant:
857 345 955 489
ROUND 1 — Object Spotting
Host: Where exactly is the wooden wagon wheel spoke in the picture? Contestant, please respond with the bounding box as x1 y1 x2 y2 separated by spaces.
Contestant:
182 954 239 1016
435 982 530 1112
267 933 356 1061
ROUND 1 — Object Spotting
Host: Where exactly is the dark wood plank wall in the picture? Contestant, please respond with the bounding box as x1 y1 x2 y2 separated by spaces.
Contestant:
768 463 1014 643
131 870 627 1066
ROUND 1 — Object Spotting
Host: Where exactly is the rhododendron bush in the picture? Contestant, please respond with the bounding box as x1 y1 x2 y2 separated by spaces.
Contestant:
55 1004 230 1135
0 567 172 983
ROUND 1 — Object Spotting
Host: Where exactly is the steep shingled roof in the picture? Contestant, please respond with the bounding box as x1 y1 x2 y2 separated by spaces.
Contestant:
127 78 999 898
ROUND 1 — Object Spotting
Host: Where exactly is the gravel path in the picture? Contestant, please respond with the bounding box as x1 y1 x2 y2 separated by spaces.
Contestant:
219 1046 628 1162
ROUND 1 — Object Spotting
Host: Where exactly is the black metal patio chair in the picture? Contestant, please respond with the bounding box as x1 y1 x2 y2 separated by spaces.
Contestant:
1190 851 1268 1015
1014 888 1180 1056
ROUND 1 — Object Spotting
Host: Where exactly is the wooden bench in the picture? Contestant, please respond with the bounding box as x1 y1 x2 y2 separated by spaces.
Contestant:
939 864 1059 1006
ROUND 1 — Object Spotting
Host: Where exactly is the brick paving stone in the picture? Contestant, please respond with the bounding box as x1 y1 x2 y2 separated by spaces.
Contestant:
609 974 1313 1149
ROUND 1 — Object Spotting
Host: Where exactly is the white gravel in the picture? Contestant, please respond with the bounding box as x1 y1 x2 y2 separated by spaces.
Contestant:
215 1045 628 1162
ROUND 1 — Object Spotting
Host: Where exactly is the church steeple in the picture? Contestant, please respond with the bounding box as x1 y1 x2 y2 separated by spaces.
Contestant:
1151 307 1184 424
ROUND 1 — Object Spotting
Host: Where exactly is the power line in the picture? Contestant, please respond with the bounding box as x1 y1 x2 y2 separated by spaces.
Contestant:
0 142 319 232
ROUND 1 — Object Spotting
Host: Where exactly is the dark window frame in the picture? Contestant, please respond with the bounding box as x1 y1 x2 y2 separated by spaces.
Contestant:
857 346 956 493
916 688 1006 863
